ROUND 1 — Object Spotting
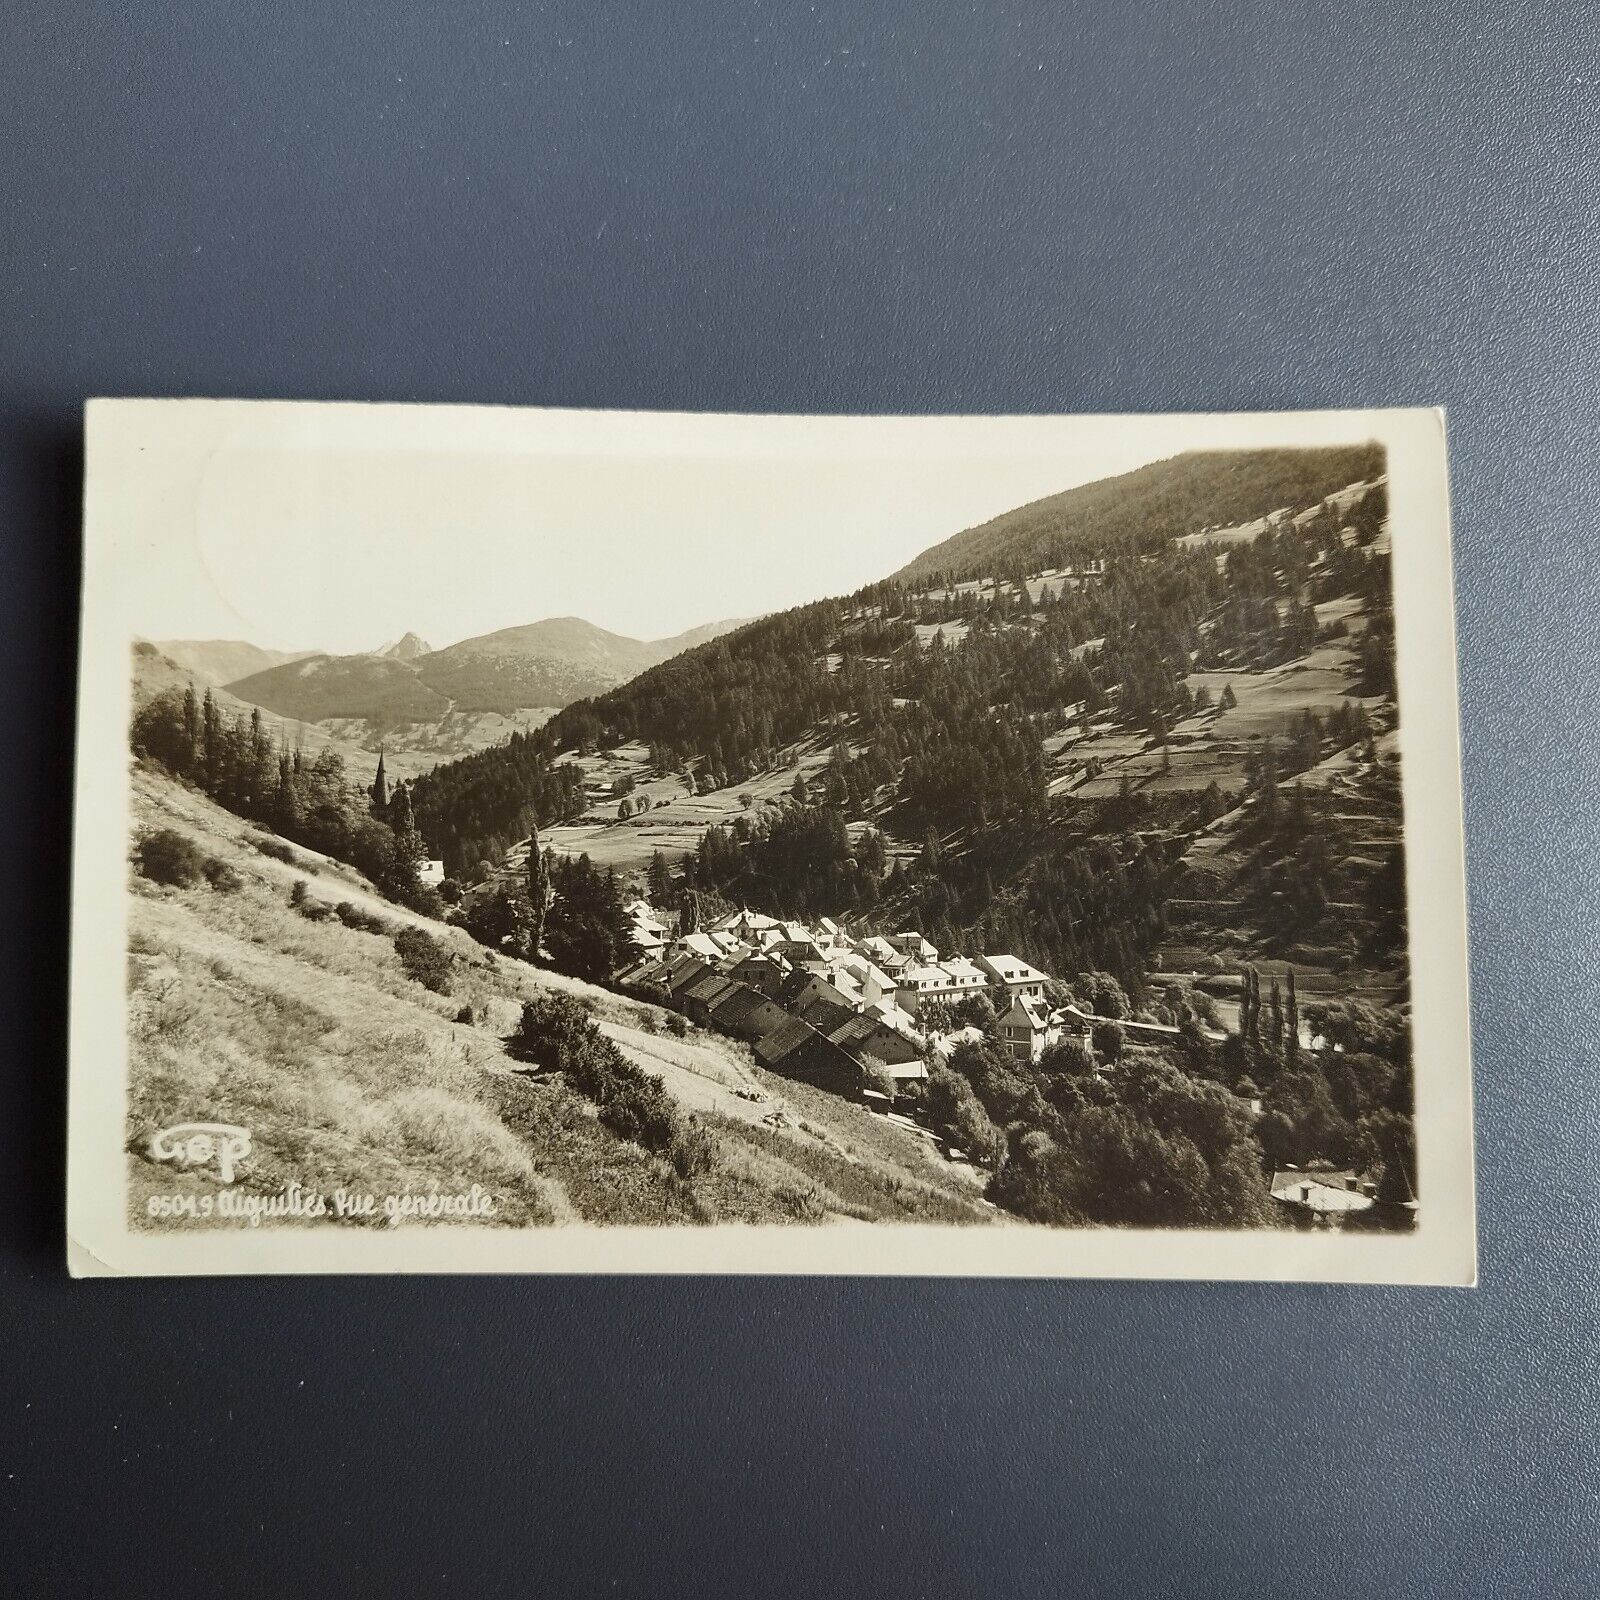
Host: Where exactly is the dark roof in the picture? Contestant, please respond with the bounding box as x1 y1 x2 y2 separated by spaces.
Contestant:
795 994 857 1034
706 983 762 1024
683 972 738 1007
825 1015 924 1066
665 958 713 996
753 1016 819 1067
620 956 672 988
762 1024 864 1085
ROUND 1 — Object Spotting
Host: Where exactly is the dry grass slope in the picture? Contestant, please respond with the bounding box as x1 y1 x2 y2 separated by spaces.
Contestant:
126 767 993 1233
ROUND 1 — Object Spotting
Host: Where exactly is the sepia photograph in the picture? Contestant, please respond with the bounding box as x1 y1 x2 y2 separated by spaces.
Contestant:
68 400 1474 1279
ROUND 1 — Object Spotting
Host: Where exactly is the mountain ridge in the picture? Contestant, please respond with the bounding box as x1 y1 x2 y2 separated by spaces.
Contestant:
152 638 315 686
892 443 1386 584
221 613 751 725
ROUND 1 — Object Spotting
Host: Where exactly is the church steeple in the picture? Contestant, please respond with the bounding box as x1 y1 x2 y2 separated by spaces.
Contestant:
371 747 389 812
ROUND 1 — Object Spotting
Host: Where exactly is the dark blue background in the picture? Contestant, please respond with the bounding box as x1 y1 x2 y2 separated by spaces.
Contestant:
4 3 1596 1593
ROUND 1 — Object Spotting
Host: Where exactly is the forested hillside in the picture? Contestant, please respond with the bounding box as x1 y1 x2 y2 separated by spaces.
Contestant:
893 443 1384 585
415 465 1397 1001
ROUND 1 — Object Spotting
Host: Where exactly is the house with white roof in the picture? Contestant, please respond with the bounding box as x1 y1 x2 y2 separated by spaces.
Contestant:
1270 1168 1377 1227
892 959 986 1018
860 935 907 970
676 930 739 962
939 957 989 994
824 951 896 1010
975 953 1050 1001
889 932 939 964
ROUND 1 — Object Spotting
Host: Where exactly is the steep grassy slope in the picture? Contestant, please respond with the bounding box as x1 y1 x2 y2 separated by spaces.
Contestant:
126 768 991 1232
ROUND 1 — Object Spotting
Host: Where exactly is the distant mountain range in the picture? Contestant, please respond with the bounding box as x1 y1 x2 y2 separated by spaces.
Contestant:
378 632 433 661
153 638 316 685
215 614 750 725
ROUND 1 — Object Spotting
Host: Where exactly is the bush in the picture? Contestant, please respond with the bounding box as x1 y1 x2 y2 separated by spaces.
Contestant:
393 926 453 994
336 901 392 935
861 1059 898 1104
288 878 311 908
512 995 715 1176
253 836 305 870
1092 1020 1125 1063
136 829 205 887
201 857 244 893
664 1012 689 1038
455 1003 477 1025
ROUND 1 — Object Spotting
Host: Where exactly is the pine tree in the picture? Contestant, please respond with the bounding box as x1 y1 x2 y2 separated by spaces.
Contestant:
1269 977 1284 1055
647 850 673 906
371 747 389 813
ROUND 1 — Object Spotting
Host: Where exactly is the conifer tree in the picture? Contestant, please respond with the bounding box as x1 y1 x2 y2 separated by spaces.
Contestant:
181 682 201 771
647 850 673 906
384 782 426 902
526 825 550 960
371 748 389 813
201 687 221 784
1285 968 1300 1064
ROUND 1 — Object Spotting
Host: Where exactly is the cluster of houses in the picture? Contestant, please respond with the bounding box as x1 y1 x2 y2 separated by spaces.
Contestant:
617 901 1098 1102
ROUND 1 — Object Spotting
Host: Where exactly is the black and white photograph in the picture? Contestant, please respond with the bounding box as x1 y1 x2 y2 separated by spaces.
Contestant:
68 399 1474 1279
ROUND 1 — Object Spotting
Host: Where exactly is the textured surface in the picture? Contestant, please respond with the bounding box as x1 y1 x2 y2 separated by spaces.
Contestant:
2 2 1597 1593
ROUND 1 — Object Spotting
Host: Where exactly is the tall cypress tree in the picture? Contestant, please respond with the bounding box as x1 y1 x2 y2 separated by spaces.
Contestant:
181 682 201 773
371 747 389 814
201 687 221 786
383 782 425 904
1285 968 1300 1063
526 825 549 961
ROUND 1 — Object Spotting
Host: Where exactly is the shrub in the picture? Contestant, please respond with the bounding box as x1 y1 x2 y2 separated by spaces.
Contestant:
336 900 392 935
201 857 244 893
288 878 311 908
663 1012 689 1038
393 926 453 994
136 829 205 887
454 1003 477 1025
1092 1020 1125 1063
512 995 715 1175
253 836 305 870
861 1058 898 1103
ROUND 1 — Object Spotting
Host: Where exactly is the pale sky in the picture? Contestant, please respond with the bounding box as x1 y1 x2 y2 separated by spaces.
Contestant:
84 401 1384 655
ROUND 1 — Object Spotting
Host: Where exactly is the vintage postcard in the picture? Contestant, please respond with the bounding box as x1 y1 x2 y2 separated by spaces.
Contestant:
68 400 1475 1280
